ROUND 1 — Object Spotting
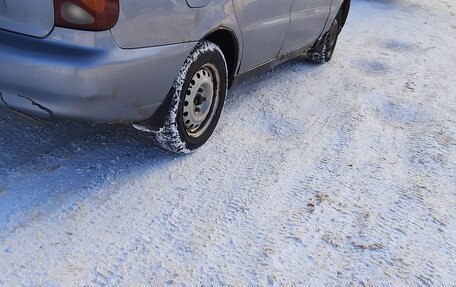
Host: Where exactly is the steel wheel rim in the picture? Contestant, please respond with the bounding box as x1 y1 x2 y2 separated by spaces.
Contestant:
182 63 220 138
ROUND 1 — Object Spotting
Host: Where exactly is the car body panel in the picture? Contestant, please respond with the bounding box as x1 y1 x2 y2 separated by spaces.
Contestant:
0 0 349 123
0 0 54 38
110 0 240 49
280 0 332 54
0 28 195 122
233 0 293 72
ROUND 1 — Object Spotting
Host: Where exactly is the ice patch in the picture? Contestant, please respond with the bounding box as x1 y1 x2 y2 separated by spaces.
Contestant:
383 39 417 51
354 59 391 74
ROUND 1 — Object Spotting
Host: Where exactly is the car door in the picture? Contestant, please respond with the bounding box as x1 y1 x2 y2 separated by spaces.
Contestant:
280 0 332 54
233 0 293 73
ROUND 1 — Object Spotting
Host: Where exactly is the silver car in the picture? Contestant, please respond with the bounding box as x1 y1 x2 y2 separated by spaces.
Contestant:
0 0 350 153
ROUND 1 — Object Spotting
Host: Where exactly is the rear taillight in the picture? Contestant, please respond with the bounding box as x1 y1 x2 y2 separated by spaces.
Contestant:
54 0 119 31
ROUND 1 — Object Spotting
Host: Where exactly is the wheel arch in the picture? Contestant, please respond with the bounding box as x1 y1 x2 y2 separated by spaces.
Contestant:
202 28 240 89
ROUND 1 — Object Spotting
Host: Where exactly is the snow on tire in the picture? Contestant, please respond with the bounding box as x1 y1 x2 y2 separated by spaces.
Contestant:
151 40 228 154
308 16 341 63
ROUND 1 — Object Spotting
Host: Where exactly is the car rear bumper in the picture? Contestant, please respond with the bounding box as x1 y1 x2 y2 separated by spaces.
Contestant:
0 28 195 123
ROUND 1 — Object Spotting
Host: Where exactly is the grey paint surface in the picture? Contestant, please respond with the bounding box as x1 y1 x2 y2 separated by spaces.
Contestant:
111 0 240 49
326 0 344 31
280 0 332 54
0 28 195 122
108 0 339 72
0 0 347 123
0 0 54 38
232 0 293 72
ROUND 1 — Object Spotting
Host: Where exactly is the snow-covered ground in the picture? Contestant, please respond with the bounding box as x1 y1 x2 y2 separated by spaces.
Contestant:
1 0 455 285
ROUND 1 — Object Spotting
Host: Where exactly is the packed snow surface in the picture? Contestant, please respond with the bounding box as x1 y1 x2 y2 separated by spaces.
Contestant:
0 0 455 285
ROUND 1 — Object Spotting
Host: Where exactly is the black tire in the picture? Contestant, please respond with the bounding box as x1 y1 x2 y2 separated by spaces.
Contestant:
308 17 341 64
323 18 340 61
151 40 228 154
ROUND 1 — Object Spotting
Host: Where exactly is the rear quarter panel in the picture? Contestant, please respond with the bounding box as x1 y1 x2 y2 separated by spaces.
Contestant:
111 0 241 49
0 0 54 38
322 0 344 34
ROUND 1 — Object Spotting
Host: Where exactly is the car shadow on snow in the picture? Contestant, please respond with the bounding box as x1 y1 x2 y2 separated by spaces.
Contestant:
0 107 178 230
0 56 316 232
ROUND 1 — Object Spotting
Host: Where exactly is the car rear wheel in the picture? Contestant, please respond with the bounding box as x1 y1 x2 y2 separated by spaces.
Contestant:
151 40 228 154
